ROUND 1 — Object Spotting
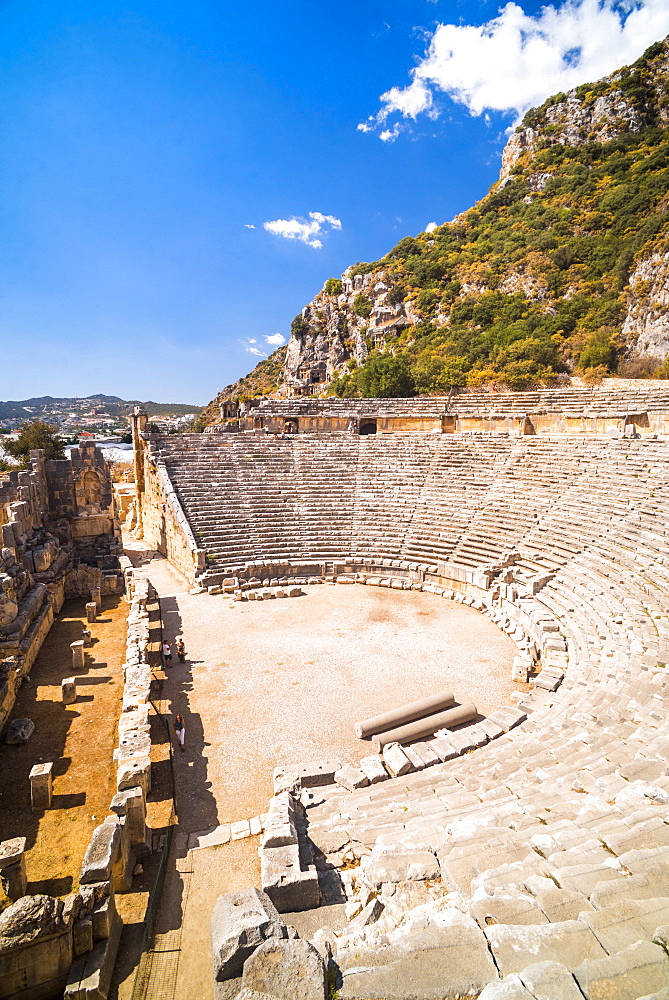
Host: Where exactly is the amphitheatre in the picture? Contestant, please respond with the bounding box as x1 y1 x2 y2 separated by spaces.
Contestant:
3 385 669 999
5 35 669 1000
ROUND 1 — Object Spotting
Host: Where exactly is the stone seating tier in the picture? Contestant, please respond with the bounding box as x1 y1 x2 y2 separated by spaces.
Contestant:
154 429 669 996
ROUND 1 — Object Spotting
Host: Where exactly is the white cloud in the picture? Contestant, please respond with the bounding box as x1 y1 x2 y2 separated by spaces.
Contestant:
239 338 266 357
380 124 401 142
263 211 342 249
362 0 669 134
265 333 286 346
244 223 256 229
425 221 438 233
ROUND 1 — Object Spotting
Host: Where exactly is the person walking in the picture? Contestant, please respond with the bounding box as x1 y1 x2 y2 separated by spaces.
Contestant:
174 714 185 752
176 637 186 662
163 640 172 668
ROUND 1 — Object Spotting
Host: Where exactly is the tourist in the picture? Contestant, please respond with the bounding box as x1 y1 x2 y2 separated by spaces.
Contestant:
163 640 172 667
176 637 186 662
174 714 185 752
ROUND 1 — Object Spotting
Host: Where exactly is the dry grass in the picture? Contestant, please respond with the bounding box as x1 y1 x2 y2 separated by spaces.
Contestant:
0 595 128 908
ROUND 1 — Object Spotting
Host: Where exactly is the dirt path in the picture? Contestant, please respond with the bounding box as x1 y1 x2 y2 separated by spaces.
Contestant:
0 595 127 907
113 541 517 1000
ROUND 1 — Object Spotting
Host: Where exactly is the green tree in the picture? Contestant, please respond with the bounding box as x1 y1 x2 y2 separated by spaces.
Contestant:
290 314 310 339
352 294 372 318
324 277 343 296
4 420 66 467
356 353 415 398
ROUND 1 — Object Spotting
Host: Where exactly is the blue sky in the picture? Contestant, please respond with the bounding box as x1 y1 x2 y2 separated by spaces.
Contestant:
1 1 667 404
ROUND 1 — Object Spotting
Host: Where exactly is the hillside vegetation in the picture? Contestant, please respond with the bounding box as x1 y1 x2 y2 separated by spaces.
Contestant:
216 37 669 403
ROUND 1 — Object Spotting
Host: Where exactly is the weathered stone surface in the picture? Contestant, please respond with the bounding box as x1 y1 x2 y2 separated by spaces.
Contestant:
0 893 67 949
339 908 498 999
470 891 548 927
30 761 53 810
359 755 388 784
478 977 534 999
366 848 440 888
581 897 669 954
211 888 287 982
242 937 326 1000
347 897 384 935
574 939 669 1000
381 742 412 777
80 822 121 884
62 677 77 704
485 919 606 976
519 960 584 1000
65 909 122 1000
334 765 369 792
6 717 34 744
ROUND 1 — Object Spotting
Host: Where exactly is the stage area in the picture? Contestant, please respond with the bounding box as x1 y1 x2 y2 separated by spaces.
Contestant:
147 557 518 830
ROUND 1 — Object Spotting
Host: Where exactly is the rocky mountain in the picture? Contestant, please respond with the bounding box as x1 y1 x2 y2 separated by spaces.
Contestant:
216 36 669 403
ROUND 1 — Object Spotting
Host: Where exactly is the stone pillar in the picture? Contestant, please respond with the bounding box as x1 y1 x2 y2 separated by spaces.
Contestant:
71 640 85 670
110 786 149 852
86 602 97 623
62 677 77 705
0 837 27 901
91 587 102 613
81 628 92 647
29 762 53 810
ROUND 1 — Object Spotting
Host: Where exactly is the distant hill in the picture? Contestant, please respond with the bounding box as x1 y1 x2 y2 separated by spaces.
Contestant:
0 395 203 420
212 35 669 404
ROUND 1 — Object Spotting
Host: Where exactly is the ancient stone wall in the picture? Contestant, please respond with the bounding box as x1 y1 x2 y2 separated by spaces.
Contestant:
0 444 124 736
132 410 204 585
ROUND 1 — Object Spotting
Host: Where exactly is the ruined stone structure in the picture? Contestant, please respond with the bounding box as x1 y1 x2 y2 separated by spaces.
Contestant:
130 386 669 997
0 442 124 734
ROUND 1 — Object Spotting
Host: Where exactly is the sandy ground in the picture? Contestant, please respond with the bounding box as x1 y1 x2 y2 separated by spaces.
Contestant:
0 595 127 908
111 546 517 999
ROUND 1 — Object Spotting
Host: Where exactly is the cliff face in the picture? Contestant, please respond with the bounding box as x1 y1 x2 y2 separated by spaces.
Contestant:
215 37 669 403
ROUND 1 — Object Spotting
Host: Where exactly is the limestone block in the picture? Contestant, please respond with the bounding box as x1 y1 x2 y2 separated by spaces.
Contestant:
116 756 151 797
287 586 302 597
30 762 53 810
334 765 369 792
85 603 97 623
346 897 384 935
5 717 35 744
210 887 287 982
242 937 326 1000
478 977 534 999
71 640 85 670
62 677 77 705
0 838 27 902
0 896 73 998
485 920 607 976
80 822 121 885
91 894 115 942
470 892 548 928
366 848 440 888
110 786 149 850
575 940 669 1000
73 915 93 957
581 897 669 954
382 742 412 777
273 760 339 791
359 755 389 784
262 793 298 849
519 960 589 1000
338 908 498 1000
65 909 121 1000
261 843 320 913
91 587 102 612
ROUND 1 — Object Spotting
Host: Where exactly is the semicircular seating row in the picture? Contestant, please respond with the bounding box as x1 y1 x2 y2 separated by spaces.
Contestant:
155 432 669 996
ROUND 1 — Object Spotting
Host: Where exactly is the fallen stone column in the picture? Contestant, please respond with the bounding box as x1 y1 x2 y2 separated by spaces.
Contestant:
355 690 455 739
372 703 478 751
